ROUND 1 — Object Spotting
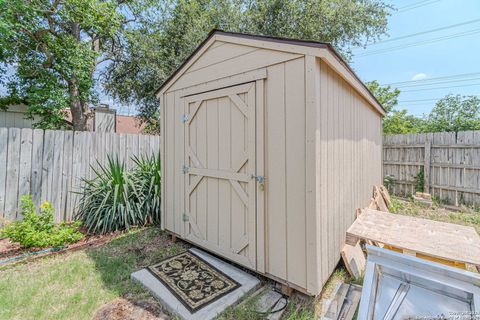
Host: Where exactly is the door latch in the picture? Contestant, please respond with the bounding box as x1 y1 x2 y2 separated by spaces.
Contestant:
251 174 265 191
182 114 189 123
182 213 189 222
182 165 190 174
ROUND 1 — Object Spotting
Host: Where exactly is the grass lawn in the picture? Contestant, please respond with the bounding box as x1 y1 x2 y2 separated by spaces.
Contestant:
1 198 477 320
0 228 187 320
389 196 480 233
0 227 314 320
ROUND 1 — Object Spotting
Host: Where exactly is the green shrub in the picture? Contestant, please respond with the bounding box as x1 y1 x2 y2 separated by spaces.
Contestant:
75 156 160 234
132 154 161 224
1 195 83 248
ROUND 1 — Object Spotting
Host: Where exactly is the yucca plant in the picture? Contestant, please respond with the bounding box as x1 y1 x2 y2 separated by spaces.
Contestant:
75 156 146 234
132 154 161 224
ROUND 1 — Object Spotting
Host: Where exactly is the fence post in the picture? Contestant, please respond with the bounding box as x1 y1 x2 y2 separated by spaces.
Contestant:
423 140 431 194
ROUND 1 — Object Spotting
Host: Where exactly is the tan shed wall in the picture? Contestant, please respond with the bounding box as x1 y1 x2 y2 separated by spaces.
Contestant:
315 59 383 289
160 40 382 296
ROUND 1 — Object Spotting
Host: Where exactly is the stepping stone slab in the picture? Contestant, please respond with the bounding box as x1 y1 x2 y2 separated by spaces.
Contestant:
131 248 261 320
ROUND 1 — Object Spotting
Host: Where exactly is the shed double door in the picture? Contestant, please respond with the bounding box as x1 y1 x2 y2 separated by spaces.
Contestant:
183 82 259 270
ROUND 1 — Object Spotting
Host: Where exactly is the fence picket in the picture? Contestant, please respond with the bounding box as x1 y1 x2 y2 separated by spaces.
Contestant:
384 131 480 207
0 128 160 221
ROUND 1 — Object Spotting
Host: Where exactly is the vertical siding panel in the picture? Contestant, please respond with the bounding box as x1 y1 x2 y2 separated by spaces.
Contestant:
165 92 175 231
306 56 321 292
196 97 207 240
206 98 219 244
265 63 287 279
318 61 383 288
230 96 245 256
218 96 231 249
174 90 184 235
318 61 329 285
285 58 307 288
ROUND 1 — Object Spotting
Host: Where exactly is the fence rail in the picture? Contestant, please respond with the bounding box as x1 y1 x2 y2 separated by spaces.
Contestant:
0 128 160 222
383 131 480 206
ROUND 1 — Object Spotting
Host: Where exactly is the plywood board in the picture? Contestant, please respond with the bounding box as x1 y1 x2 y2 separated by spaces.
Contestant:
341 243 366 279
346 209 480 265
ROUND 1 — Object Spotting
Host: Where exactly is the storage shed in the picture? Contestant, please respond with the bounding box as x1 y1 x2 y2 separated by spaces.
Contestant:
157 30 384 296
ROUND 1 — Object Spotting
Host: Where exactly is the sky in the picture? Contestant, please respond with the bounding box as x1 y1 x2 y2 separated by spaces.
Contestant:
351 0 480 117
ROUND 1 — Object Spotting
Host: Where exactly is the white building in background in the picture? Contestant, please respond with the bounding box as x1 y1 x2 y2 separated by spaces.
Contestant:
0 104 145 133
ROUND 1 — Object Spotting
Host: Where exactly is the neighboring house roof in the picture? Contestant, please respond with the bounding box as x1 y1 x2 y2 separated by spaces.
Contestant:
64 108 144 134
116 115 145 134
155 29 385 114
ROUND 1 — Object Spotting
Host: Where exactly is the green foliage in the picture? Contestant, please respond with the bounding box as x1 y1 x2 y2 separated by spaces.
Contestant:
382 109 424 134
132 154 161 223
388 197 405 213
104 0 392 132
366 80 425 135
0 0 140 130
1 195 83 248
414 168 424 193
366 80 400 113
383 175 395 192
75 155 161 234
422 95 480 133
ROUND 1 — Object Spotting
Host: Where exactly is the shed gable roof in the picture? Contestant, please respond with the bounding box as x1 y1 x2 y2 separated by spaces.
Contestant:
156 30 384 115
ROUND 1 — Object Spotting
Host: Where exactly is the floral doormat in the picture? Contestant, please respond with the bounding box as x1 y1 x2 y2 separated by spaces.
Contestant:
147 251 240 313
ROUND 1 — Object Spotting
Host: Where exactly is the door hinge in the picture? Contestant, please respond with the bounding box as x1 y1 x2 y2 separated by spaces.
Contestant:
182 213 189 222
182 165 190 174
182 114 189 123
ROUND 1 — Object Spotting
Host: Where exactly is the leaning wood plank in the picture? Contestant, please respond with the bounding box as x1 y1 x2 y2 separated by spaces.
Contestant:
341 243 366 279
379 185 392 207
373 186 388 212
346 209 480 265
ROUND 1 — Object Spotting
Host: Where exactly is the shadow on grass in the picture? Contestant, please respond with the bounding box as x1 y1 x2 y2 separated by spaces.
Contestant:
85 227 189 317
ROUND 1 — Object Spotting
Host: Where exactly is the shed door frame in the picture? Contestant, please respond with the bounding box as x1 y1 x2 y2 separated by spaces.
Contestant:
182 81 264 271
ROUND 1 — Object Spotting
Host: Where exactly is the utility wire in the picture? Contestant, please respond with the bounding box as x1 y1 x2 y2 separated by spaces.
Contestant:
355 19 480 48
396 0 441 13
401 82 480 92
383 72 480 86
394 77 480 88
356 28 480 57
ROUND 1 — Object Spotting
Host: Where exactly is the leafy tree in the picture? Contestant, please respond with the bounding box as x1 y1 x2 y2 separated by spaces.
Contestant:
422 95 480 133
366 80 400 113
0 0 149 130
382 109 423 134
104 0 392 132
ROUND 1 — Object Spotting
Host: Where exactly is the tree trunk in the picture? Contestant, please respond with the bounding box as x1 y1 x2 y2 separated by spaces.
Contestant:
68 76 93 131
67 22 93 131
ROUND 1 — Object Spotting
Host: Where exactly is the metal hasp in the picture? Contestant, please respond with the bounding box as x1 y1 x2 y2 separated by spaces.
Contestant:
358 245 480 320
182 114 189 123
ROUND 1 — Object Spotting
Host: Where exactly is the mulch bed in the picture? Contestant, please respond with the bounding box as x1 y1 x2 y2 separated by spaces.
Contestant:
0 231 121 268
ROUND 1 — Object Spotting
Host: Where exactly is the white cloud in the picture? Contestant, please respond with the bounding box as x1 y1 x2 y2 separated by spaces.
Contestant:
411 73 427 81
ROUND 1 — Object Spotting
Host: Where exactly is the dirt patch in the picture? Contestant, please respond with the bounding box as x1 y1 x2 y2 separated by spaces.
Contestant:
92 298 169 320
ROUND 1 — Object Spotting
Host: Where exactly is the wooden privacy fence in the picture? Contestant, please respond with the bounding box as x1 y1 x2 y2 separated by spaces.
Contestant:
0 128 160 222
383 131 480 206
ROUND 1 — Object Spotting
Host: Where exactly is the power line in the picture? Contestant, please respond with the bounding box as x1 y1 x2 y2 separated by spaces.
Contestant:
399 95 480 103
356 19 480 48
383 72 480 86
396 0 441 13
401 82 480 92
356 28 480 57
394 77 480 88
